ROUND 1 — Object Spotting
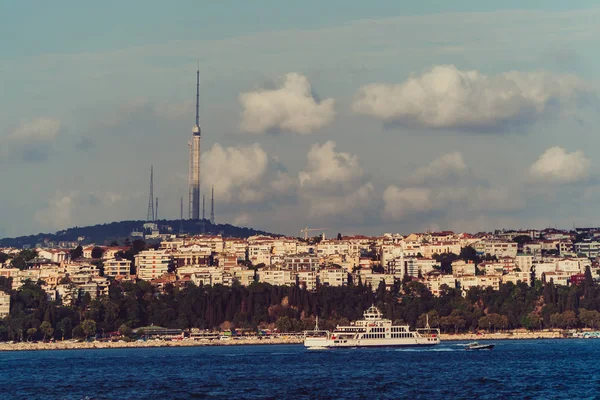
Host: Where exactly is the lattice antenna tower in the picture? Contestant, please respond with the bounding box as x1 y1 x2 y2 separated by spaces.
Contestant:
146 165 155 221
179 197 184 234
210 186 215 224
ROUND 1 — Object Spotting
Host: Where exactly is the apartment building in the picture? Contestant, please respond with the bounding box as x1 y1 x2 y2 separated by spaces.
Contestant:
319 267 347 287
0 291 10 319
104 258 131 277
135 249 171 281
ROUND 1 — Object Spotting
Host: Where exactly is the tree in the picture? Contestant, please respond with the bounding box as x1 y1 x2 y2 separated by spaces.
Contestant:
132 240 146 254
118 324 132 337
11 257 27 270
26 327 37 341
337 233 342 240
275 316 293 333
40 321 54 341
579 309 600 329
0 252 9 264
57 318 72 340
70 246 83 260
459 246 479 265
91 247 104 259
80 319 97 340
417 311 440 328
513 235 533 247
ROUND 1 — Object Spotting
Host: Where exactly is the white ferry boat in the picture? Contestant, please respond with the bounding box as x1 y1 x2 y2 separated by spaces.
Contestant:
304 306 440 349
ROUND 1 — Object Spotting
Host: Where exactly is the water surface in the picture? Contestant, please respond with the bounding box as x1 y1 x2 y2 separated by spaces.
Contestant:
1 339 599 399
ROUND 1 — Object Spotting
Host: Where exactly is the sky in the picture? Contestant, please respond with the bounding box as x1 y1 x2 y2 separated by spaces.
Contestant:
1 1 600 238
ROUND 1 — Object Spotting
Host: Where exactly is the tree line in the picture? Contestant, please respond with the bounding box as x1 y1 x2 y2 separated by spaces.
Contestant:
2 267 600 341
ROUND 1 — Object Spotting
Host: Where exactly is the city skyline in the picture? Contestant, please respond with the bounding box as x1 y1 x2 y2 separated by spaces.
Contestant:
1 1 600 238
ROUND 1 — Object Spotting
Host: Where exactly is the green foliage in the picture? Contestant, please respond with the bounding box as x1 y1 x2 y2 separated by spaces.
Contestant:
0 252 9 264
91 247 104 259
118 324 132 337
81 319 97 339
40 321 54 340
0 220 274 249
70 246 83 260
2 272 600 342
512 235 533 246
433 252 460 274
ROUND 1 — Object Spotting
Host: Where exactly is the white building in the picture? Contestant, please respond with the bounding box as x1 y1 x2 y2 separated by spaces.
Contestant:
104 258 131 277
297 270 317 290
258 267 295 286
0 291 10 318
451 260 476 277
135 249 171 281
515 254 534 272
319 267 347 287
574 240 600 259
283 253 320 272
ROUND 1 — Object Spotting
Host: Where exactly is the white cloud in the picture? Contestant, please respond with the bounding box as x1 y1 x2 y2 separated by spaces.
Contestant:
0 118 63 162
232 213 252 226
34 193 74 229
298 141 373 218
34 190 130 231
8 118 61 141
309 183 374 218
413 152 467 183
529 146 590 183
382 186 434 220
239 73 336 134
201 143 294 204
352 65 589 131
299 141 363 190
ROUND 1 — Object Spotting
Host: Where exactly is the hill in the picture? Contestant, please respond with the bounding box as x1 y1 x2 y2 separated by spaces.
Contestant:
0 219 278 248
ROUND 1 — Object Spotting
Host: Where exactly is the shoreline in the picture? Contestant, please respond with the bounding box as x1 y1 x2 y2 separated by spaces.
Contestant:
0 331 572 352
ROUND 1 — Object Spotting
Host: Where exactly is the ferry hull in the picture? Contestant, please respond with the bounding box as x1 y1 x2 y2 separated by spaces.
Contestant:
304 337 440 349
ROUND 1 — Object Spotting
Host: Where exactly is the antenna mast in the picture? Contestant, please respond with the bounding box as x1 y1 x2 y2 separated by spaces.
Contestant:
146 165 155 221
179 196 184 234
195 64 200 126
155 197 159 221
202 195 205 220
210 186 215 224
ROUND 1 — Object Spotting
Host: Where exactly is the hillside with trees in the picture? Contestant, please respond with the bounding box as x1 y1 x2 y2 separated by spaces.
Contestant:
0 219 277 248
2 267 600 342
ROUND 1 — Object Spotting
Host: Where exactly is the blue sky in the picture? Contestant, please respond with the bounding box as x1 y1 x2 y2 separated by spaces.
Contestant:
1 1 600 238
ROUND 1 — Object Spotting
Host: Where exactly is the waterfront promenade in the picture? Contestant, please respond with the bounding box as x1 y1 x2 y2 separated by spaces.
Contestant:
0 330 569 351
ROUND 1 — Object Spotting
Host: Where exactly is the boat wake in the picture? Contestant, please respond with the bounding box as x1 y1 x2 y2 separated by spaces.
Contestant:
395 347 458 352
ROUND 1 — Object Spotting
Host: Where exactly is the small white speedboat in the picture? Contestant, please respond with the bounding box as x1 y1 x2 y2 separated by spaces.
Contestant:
465 341 494 350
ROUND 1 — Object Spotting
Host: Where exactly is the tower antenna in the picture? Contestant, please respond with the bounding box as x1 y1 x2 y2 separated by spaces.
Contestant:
155 197 159 221
202 195 205 220
146 165 155 221
188 65 201 220
210 186 215 225
195 62 200 127
179 196 184 234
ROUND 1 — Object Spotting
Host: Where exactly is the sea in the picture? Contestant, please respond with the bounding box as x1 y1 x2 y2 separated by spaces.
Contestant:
1 339 599 399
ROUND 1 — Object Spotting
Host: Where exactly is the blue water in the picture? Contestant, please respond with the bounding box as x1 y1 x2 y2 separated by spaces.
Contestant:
1 340 599 399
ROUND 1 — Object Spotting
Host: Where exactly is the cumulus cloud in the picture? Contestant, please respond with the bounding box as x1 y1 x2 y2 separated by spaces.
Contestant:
9 118 61 141
34 190 128 230
201 143 294 205
298 141 373 218
382 186 434 220
352 65 589 131
1 118 62 162
382 184 523 222
413 152 467 183
239 73 336 134
529 146 590 183
299 141 363 191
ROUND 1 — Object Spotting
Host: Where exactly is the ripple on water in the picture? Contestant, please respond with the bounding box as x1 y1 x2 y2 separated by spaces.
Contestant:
0 341 598 399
